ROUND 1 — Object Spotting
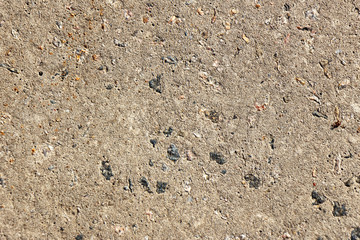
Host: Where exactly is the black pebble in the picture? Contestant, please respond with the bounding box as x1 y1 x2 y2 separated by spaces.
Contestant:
39 71 43 76
312 110 328 119
333 201 347 216
140 177 152 193
209 152 226 165
149 159 154 166
221 169 227 174
270 138 275 149
156 181 168 193
75 234 83 240
284 3 290 11
163 127 173 137
100 161 113 180
167 144 180 162
149 75 162 93
150 139 157 147
128 178 133 192
244 174 261 189
105 85 113 90
351 227 360 240
311 190 326 205
345 177 354 187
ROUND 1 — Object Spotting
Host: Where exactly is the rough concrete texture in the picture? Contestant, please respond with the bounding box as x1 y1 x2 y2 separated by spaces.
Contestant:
1 0 360 239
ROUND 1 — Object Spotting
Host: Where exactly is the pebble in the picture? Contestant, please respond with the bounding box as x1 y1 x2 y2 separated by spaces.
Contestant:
305 8 319 20
0 63 18 74
149 159 154 167
167 144 180 162
284 3 290 11
75 234 84 240
161 56 177 65
282 232 291 239
0 178 5 188
100 161 113 180
55 21 63 29
312 110 328 119
105 84 113 90
149 75 162 93
333 201 347 216
209 152 226 165
11 29 19 39
351 227 360 240
128 178 134 192
98 65 108 71
52 37 61 47
183 181 191 192
193 132 201 138
163 127 173 137
150 139 157 148
344 177 355 187
311 190 326 205
205 110 220 123
114 38 126 47
161 163 169 171
244 174 261 189
140 177 152 193
270 137 275 150
156 181 168 193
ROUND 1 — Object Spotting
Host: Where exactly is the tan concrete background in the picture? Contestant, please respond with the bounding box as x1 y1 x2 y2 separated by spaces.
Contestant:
1 0 360 239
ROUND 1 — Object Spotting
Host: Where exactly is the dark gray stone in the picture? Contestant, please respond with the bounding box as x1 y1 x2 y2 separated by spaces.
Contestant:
100 161 113 180
351 227 360 240
333 201 347 216
209 152 226 165
167 144 180 162
156 181 168 194
245 174 261 189
312 190 326 205
149 75 162 93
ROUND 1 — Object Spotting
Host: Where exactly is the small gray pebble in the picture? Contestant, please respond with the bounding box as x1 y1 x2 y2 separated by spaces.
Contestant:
167 144 180 162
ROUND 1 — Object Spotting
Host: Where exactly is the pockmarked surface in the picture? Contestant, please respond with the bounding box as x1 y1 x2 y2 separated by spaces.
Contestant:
1 1 360 239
